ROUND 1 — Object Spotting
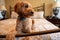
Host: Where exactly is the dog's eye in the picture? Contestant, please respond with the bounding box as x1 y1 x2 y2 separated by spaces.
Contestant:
25 4 28 8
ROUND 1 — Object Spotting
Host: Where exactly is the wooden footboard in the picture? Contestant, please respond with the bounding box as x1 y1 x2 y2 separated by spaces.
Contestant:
0 28 60 38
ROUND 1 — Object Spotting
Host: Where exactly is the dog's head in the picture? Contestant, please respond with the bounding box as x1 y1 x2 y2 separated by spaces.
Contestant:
14 1 34 17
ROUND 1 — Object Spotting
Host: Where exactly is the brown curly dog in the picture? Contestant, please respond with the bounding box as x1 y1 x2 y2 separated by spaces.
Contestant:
6 1 43 40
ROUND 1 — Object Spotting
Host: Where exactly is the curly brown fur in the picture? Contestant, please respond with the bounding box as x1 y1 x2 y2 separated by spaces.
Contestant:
6 1 34 40
15 1 34 33
6 30 16 40
6 1 42 40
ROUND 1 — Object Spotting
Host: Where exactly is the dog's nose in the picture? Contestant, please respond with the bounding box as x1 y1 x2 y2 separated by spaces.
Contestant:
31 11 34 14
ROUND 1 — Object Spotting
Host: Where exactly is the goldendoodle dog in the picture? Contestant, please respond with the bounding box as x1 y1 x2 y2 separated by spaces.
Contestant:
6 1 43 40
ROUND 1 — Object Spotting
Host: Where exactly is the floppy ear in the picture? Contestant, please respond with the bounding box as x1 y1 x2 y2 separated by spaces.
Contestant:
14 3 18 13
14 2 21 13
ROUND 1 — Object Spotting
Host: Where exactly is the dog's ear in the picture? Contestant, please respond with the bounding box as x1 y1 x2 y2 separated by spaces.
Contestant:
14 2 23 15
14 3 19 13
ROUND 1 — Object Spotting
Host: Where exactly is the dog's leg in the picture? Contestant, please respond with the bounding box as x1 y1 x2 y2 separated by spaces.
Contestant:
6 34 15 40
6 30 16 40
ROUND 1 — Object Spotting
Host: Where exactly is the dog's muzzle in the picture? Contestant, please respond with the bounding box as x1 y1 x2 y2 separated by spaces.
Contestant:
31 11 34 14
29 11 34 16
